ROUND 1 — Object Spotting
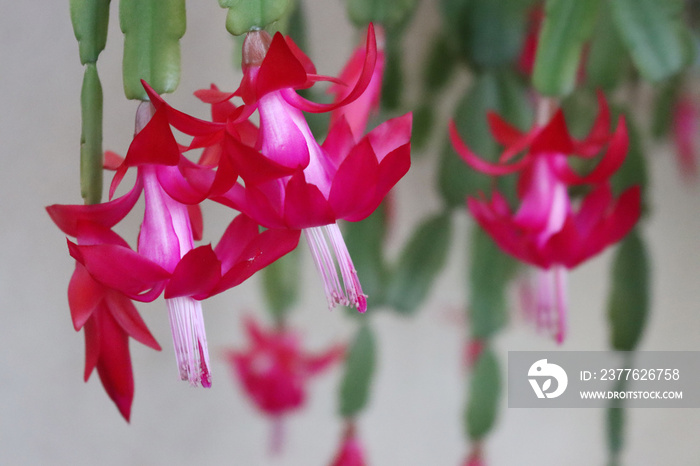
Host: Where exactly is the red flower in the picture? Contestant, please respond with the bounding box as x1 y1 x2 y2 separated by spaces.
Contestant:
48 100 299 401
146 25 411 312
450 93 641 342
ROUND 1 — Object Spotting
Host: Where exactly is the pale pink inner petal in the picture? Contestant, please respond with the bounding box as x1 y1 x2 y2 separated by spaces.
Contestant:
514 154 569 247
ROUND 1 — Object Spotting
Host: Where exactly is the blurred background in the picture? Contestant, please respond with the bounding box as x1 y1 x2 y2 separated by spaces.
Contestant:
2 1 700 464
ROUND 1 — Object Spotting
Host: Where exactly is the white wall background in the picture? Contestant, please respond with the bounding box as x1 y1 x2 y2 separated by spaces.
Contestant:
2 1 699 465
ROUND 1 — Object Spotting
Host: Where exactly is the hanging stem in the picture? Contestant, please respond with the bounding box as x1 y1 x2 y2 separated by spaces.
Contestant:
79 64 104 204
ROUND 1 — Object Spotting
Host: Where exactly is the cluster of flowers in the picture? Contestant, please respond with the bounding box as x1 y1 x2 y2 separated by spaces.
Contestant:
450 92 641 343
47 24 411 425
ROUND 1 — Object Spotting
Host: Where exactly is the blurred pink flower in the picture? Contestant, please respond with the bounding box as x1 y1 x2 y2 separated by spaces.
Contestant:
450 93 640 342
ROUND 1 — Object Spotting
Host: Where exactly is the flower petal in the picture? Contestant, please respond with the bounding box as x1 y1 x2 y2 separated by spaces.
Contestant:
283 172 336 228
105 290 161 351
164 245 222 299
68 262 104 331
46 179 142 237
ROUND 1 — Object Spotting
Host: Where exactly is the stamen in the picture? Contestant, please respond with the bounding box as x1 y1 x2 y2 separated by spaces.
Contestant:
166 296 212 387
325 223 367 312
303 224 367 312
528 267 568 344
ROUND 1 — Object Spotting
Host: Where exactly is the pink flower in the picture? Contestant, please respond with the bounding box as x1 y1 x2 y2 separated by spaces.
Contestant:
46 194 161 419
49 100 299 393
150 25 411 312
330 423 366 466
225 317 344 417
450 93 641 342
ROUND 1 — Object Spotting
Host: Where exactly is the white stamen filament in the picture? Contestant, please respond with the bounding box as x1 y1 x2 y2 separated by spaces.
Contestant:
304 224 367 312
532 266 568 344
166 296 212 387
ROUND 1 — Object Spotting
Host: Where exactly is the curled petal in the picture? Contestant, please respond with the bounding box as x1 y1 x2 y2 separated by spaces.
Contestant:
68 240 170 301
449 120 528 175
552 117 628 185
143 80 225 137
280 24 377 113
46 178 143 237
574 90 612 157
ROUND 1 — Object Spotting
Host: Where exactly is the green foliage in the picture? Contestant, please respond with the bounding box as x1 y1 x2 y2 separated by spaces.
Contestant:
385 212 452 314
343 205 389 308
381 38 404 111
80 64 103 204
650 77 682 140
607 229 650 351
606 377 628 464
423 33 458 95
219 0 290 36
438 70 531 208
262 248 300 325
70 0 111 65
610 0 692 82
469 226 519 339
533 0 600 97
120 0 186 100
585 0 630 91
464 346 501 440
339 324 377 417
347 0 418 30
440 0 528 69
610 110 649 215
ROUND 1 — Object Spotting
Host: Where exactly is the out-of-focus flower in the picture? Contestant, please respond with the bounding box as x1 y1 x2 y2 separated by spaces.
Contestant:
330 422 366 466
450 93 640 342
225 316 344 417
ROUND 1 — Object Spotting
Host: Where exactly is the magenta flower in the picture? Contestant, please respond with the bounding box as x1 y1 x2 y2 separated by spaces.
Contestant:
225 317 343 452
218 26 410 312
225 317 344 416
450 93 641 342
49 100 299 393
47 192 161 420
147 25 411 312
330 423 366 466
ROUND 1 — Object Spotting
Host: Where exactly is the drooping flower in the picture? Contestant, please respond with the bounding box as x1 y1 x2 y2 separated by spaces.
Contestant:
330 422 367 466
450 93 641 342
224 26 410 313
49 99 299 393
225 316 344 416
147 25 411 313
46 193 161 421
225 317 343 452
